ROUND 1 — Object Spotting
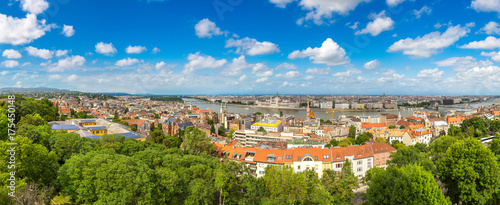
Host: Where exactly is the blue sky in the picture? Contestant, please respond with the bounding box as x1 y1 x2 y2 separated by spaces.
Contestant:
1 0 500 95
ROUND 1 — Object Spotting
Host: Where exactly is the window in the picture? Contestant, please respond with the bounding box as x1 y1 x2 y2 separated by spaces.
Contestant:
382 161 385 165
314 156 318 160
267 157 275 162
278 156 282 161
324 155 330 159
357 167 363 172
259 171 264 175
286 155 292 159
306 165 310 170
376 155 379 160
303 157 313 161
297 156 301 161
382 155 385 160
315 165 319 170
336 163 342 168
376 161 379 166
357 160 362 165
297 165 301 170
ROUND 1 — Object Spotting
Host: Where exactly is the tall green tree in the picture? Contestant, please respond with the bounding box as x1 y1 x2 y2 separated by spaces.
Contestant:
321 159 358 204
348 125 356 138
182 127 214 155
388 146 435 174
364 165 450 205
461 117 488 138
429 135 458 162
58 151 154 205
438 138 500 204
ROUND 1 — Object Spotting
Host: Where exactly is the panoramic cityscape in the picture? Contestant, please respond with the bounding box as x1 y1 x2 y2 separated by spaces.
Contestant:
2 0 500 204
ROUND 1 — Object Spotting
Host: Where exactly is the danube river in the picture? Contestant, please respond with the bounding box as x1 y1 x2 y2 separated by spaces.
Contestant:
184 98 500 120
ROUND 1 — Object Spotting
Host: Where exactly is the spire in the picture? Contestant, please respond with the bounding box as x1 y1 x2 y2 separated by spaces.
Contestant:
306 101 310 119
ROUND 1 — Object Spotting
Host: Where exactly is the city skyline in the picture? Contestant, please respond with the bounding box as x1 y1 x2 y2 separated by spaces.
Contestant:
1 0 500 95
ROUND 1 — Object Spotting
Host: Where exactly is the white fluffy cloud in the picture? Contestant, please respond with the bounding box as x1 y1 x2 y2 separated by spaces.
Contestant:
2 49 22 59
125 45 147 54
195 18 224 38
417 68 444 79
471 0 500 14
225 37 280 56
256 77 269 83
276 71 300 79
55 50 69 57
18 0 49 14
288 38 349 66
270 0 295 8
115 58 140 67
2 60 19 68
386 0 407 6
155 61 166 69
49 55 85 72
481 51 500 62
275 62 297 70
378 74 404 83
459 36 500 49
355 11 394 36
221 55 252 76
62 25 75 37
304 75 314 80
251 63 274 77
95 42 117 55
305 67 331 75
363 59 380 70
295 0 370 25
332 70 358 77
481 21 500 35
239 75 247 81
413 6 432 18
434 56 493 72
0 14 54 45
152 47 160 54
25 46 53 59
388 24 471 58
183 52 227 74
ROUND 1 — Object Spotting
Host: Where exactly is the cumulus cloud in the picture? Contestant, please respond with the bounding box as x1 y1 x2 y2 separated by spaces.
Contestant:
251 63 273 77
332 70 358 77
239 75 247 81
275 62 297 70
220 55 252 76
481 51 500 62
225 37 280 56
480 21 500 35
55 50 69 57
363 59 380 70
155 61 166 69
2 60 19 68
378 74 404 83
459 36 500 49
95 42 117 55
346 22 359 29
288 38 349 66
49 55 86 72
183 52 227 74
386 0 408 7
25 46 53 59
270 0 296 8
2 49 22 59
195 18 224 38
276 71 300 79
471 0 500 14
305 67 331 75
115 58 140 67
62 25 75 37
152 47 160 54
279 81 295 87
413 6 432 18
434 56 493 72
125 45 147 54
355 11 394 36
18 0 49 14
0 14 54 45
388 24 471 58
256 77 269 83
295 0 370 25
417 68 444 79
304 75 314 80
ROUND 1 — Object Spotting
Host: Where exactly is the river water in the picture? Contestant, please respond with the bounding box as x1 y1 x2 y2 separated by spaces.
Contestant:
184 98 500 120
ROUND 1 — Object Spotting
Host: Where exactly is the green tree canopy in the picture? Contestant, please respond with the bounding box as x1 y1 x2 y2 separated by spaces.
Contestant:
182 127 214 155
348 125 356 138
388 146 435 174
364 165 450 205
438 138 500 204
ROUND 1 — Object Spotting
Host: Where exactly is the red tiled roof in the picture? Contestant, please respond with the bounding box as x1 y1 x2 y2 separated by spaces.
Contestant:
361 122 387 129
331 144 373 162
371 142 396 154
